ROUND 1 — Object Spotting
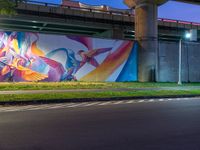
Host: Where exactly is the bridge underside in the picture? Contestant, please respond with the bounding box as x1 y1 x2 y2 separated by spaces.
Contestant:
0 2 199 42
0 15 109 37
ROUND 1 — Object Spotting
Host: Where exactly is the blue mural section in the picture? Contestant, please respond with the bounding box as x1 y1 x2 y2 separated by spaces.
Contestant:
116 43 137 82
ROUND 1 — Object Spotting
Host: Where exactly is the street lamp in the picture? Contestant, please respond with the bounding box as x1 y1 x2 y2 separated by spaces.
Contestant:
178 31 191 85
185 32 192 39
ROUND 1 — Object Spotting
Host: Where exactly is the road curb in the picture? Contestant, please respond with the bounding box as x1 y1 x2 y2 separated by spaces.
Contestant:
0 95 200 106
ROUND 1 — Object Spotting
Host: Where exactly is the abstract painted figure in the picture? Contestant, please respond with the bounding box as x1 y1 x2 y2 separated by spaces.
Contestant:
77 47 112 68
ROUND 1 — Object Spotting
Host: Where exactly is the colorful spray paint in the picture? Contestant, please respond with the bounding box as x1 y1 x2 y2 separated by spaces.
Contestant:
0 31 137 82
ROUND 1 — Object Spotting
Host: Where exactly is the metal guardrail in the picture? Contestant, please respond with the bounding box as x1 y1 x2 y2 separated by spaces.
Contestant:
16 0 200 27
158 18 200 27
18 0 133 16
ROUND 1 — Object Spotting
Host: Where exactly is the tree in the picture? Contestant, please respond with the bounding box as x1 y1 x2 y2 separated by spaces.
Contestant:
0 0 26 15
0 0 15 15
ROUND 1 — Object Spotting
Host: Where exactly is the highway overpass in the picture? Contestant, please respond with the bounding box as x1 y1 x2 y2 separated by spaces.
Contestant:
0 1 199 41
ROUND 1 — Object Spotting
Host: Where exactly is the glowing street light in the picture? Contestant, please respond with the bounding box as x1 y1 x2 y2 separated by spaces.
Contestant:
185 32 191 39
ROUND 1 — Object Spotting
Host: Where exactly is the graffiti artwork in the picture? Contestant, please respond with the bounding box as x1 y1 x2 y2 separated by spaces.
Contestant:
0 31 137 82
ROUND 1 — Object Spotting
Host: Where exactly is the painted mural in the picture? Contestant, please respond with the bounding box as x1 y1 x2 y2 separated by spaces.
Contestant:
0 31 137 82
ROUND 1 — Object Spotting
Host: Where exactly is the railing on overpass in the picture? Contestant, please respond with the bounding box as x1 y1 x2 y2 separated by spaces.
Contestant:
0 0 198 41
158 18 200 27
19 0 133 16
17 0 200 28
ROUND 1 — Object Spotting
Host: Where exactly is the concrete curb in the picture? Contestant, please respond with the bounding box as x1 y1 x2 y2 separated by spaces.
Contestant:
0 94 200 106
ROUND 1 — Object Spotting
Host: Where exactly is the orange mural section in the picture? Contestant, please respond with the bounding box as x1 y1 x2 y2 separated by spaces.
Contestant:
31 41 45 57
80 41 134 81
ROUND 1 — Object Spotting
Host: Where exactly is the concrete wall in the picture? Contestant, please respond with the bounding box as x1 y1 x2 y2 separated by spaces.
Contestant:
157 41 200 82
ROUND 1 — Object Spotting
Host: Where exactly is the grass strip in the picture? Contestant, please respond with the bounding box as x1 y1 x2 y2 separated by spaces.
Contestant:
0 90 200 102
0 82 200 91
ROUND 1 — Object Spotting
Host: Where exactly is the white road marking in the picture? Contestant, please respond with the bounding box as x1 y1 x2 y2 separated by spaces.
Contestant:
20 105 39 109
0 105 38 112
0 107 19 111
28 104 57 110
83 102 101 107
148 99 154 102
0 108 20 112
176 98 181 101
0 97 199 112
126 100 135 104
45 103 74 109
113 101 123 105
159 99 164 102
67 103 87 108
98 102 111 106
138 100 144 103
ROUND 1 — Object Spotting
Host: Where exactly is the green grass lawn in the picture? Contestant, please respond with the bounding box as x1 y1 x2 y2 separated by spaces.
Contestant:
0 82 199 91
0 82 200 102
0 90 200 102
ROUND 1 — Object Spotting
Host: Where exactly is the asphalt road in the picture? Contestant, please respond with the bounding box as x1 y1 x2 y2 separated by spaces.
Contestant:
0 98 200 150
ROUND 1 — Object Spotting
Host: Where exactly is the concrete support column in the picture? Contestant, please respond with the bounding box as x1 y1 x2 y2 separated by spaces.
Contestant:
124 0 167 82
135 0 158 82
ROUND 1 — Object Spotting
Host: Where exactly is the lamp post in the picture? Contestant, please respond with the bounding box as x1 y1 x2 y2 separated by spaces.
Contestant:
178 32 191 85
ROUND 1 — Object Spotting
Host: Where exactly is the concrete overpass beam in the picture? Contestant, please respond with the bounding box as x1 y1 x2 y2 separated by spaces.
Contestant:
94 30 113 38
94 27 124 39
112 27 124 39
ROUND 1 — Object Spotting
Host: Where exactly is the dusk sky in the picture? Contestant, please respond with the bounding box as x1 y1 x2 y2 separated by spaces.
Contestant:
36 0 200 23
